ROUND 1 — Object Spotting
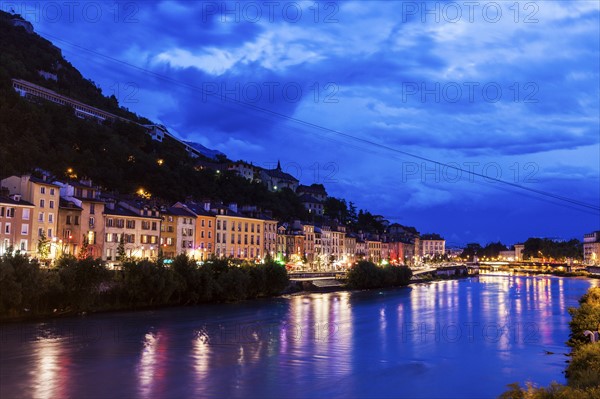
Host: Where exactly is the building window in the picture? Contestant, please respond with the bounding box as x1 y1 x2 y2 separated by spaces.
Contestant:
208 220 212 228
20 240 27 252
21 224 28 235
50 188 55 196
151 222 157 231
47 228 52 238
38 212 44 222
106 249 112 261
4 223 10 234
90 204 95 215
201 219 205 227
126 220 134 229
49 200 55 209
40 199 45 208
22 209 30 220
40 187 45 194
74 215 80 225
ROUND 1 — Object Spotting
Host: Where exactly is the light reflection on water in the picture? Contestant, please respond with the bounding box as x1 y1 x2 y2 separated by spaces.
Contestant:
1 276 598 399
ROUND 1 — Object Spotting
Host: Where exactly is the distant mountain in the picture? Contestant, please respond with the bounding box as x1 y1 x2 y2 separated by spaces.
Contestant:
184 141 225 160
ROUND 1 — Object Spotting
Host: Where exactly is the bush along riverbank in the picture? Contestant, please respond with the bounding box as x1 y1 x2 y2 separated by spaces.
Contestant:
346 260 412 289
499 287 600 399
0 251 289 321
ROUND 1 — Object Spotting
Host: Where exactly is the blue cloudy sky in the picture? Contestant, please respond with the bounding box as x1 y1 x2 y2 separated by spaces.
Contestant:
10 0 599 246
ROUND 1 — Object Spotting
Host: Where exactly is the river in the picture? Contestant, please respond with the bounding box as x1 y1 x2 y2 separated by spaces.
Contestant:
1 275 597 398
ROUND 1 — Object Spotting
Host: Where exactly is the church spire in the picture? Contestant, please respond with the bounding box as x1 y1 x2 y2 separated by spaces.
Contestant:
276 160 281 170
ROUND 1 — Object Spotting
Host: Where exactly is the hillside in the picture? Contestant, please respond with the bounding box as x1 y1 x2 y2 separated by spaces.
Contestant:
0 11 307 221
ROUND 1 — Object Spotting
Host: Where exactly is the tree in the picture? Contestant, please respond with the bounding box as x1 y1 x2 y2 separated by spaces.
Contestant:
37 231 50 261
116 235 126 263
78 240 91 260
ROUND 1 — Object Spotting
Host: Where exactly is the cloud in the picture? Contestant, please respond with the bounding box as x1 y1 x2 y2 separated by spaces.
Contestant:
22 0 599 243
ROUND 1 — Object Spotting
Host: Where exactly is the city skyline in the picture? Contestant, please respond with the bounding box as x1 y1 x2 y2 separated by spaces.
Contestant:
7 0 600 245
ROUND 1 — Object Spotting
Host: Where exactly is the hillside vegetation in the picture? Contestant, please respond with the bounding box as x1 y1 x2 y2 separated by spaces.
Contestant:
0 11 308 221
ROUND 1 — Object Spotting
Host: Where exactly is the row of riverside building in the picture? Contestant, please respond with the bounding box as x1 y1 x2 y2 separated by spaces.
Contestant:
0 173 449 269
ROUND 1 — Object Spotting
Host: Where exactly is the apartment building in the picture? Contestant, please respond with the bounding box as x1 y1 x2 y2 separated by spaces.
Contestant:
584 231 600 265
174 202 216 260
212 203 264 260
0 194 34 256
57 198 82 256
1 175 60 256
56 180 105 258
103 201 162 267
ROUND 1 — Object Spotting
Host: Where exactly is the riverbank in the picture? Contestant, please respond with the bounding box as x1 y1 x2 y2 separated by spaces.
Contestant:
499 287 600 398
0 253 289 323
1 258 595 324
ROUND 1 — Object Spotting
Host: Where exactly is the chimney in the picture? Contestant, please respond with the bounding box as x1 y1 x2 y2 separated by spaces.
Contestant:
228 203 238 213
203 200 211 212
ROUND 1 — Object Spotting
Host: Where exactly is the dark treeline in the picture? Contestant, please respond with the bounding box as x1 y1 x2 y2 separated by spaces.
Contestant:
0 251 289 320
0 11 397 227
499 287 600 398
521 237 583 261
346 260 412 289
461 238 583 262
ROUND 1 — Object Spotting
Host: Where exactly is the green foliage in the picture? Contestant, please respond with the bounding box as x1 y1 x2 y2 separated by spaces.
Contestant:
263 261 290 295
381 264 413 287
566 343 600 389
116 235 126 263
0 251 57 315
56 255 109 310
499 287 600 399
522 237 583 261
568 287 600 349
120 259 178 306
347 261 383 289
37 231 49 260
460 242 507 261
347 261 412 289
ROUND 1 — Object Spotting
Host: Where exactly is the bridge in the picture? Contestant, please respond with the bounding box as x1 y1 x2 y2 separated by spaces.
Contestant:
288 265 469 284
288 271 346 281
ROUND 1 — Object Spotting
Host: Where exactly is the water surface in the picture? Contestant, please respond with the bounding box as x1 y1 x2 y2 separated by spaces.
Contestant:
1 275 597 398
